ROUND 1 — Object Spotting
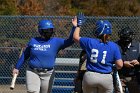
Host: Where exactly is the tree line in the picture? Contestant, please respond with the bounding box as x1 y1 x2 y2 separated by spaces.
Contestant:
0 0 140 16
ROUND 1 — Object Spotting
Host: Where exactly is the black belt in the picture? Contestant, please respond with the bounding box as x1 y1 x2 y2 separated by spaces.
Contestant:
88 70 111 74
30 66 53 72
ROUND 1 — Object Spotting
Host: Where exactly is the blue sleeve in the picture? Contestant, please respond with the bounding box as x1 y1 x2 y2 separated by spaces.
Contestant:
114 44 122 61
15 43 31 70
61 26 76 49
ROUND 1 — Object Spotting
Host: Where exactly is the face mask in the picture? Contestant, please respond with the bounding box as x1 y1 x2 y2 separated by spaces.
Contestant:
120 33 133 43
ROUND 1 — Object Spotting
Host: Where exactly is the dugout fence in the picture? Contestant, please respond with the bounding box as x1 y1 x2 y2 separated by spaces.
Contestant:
0 16 140 93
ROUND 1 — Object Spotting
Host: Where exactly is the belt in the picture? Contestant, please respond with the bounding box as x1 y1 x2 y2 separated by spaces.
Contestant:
88 70 111 74
30 66 53 72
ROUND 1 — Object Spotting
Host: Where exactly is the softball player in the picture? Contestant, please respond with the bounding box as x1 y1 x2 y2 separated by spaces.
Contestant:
72 13 123 93
12 19 77 93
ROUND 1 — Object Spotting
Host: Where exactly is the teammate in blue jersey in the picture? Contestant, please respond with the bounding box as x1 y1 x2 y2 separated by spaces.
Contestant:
12 19 77 93
72 13 123 93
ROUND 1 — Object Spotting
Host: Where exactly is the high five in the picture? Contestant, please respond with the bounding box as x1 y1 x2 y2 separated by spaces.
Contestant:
72 13 123 93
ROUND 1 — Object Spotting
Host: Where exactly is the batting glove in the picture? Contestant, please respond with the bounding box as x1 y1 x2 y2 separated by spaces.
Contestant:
77 12 85 27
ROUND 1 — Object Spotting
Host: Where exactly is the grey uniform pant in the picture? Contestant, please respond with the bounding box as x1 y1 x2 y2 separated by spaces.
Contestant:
82 71 113 93
26 68 54 93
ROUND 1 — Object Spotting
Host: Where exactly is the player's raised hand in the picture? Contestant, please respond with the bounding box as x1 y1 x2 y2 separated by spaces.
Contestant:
72 16 77 27
77 12 85 27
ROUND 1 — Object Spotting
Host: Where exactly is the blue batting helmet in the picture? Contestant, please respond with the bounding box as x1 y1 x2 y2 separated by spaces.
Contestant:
38 20 54 33
95 20 112 36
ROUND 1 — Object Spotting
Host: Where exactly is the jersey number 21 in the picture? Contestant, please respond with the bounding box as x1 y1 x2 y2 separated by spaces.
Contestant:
90 49 107 64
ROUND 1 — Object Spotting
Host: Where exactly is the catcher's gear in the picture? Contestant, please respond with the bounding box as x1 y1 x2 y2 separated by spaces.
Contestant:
113 67 123 93
95 20 112 36
77 12 85 27
112 64 124 93
118 27 134 43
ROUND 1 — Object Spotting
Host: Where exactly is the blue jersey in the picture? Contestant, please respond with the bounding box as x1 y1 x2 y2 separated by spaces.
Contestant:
15 27 75 69
80 37 121 73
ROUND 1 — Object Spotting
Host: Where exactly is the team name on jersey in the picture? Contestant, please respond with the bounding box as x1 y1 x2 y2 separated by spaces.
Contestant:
33 44 50 51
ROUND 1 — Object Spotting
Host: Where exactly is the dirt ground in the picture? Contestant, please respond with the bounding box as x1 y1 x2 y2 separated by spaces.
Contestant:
0 84 26 93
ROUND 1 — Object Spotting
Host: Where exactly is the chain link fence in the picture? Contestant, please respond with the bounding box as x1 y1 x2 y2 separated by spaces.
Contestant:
0 16 140 93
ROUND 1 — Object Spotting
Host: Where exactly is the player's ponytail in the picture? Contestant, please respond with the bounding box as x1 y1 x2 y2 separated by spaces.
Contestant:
99 34 110 43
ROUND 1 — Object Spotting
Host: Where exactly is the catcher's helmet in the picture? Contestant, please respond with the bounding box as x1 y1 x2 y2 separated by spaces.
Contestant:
95 20 112 36
118 27 134 42
38 20 54 34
